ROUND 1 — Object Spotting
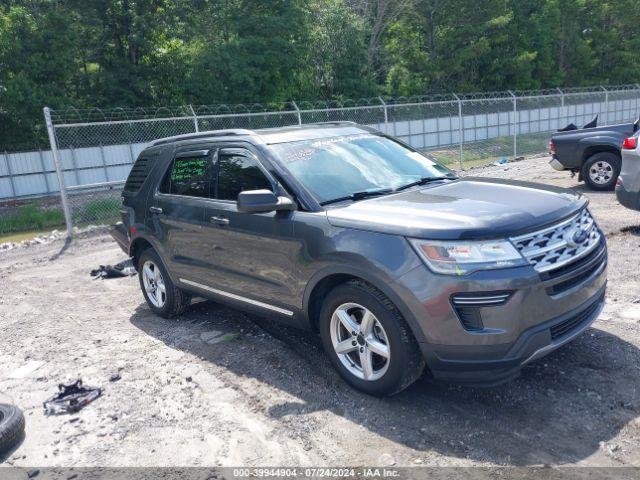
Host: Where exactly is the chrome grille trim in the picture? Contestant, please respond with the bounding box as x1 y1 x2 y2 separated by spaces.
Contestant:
510 209 602 274
451 294 511 306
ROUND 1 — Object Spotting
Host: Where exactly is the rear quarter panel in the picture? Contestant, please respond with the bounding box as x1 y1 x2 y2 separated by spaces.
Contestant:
552 125 631 169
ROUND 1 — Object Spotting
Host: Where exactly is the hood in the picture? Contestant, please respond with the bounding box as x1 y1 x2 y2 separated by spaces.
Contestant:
326 178 587 240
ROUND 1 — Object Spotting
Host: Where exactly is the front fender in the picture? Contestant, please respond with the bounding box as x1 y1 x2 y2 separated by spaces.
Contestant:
302 263 428 343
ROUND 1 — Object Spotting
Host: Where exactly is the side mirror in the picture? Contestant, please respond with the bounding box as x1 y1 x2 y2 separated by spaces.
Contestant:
237 189 296 214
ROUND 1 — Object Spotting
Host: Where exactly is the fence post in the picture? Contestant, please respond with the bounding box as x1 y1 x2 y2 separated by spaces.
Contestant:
508 91 517 159
452 93 464 170
600 86 609 124
378 96 389 134
291 101 302 125
43 107 73 237
636 84 640 119
189 104 199 132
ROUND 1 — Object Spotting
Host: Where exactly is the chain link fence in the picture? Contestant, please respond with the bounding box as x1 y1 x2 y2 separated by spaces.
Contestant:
1 85 639 238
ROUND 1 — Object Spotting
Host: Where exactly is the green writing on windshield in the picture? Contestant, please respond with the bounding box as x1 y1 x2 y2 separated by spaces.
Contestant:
172 158 208 181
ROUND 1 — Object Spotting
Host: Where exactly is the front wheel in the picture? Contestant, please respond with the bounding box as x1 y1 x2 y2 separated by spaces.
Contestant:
319 280 425 396
583 152 620 191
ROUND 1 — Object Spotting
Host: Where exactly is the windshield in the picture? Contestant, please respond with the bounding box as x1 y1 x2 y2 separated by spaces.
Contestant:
269 134 454 204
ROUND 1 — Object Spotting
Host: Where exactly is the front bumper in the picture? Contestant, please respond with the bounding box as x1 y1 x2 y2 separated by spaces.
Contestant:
395 239 608 386
425 285 605 385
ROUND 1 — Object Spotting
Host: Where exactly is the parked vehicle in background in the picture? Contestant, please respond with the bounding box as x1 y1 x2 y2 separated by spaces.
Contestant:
549 116 639 190
113 123 608 396
616 133 640 210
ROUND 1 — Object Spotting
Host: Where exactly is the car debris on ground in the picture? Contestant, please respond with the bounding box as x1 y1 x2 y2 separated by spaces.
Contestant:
43 380 102 415
90 259 136 279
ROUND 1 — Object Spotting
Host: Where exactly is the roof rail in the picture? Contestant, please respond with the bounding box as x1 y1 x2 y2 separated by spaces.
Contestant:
151 129 255 146
304 121 358 126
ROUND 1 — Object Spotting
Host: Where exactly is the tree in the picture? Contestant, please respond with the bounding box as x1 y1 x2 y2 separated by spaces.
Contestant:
187 0 307 104
0 3 83 149
2 0 640 151
299 0 374 99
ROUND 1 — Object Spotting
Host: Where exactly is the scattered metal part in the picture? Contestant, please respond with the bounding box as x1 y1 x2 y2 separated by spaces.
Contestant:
43 380 101 415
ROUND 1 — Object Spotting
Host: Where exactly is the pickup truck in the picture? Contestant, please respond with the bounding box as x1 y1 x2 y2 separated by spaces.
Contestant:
549 116 639 190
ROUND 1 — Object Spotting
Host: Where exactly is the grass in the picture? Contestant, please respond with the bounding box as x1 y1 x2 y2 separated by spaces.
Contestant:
73 197 122 226
0 197 122 236
0 205 65 235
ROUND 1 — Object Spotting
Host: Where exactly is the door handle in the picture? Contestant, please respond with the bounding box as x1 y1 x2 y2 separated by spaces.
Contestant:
210 216 229 226
149 206 163 214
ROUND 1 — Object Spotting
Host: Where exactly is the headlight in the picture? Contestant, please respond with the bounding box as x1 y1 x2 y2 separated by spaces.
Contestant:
408 238 527 275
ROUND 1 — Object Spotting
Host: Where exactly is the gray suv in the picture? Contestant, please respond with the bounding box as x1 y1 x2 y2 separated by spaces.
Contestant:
115 123 607 395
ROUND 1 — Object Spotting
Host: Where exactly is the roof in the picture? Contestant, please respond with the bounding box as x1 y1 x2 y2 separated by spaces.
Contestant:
150 122 378 147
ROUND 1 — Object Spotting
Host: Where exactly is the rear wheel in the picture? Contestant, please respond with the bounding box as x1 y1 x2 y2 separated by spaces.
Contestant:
583 152 620 190
138 248 191 318
319 280 425 396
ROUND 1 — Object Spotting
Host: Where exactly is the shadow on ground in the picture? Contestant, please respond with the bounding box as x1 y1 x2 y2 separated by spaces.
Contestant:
130 300 639 466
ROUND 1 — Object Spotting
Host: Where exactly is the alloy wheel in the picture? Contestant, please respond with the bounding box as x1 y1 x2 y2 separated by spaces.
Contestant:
329 302 390 381
142 260 166 308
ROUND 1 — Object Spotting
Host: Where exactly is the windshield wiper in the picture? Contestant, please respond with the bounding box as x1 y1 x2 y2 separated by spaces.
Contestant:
320 188 395 206
320 176 456 206
394 175 457 192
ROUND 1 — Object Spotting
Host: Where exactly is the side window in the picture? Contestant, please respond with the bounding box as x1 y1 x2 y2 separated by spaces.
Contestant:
216 154 272 201
160 155 211 198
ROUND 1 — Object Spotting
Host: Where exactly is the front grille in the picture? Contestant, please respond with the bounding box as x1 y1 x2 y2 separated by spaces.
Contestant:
544 240 606 295
549 295 602 340
510 209 601 274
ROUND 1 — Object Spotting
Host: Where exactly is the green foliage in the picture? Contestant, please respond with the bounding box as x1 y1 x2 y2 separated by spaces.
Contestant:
1 0 640 151
73 198 122 225
0 205 65 234
298 0 375 98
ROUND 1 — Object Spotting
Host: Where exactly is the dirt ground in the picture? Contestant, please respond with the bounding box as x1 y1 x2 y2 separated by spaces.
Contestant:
1 156 639 468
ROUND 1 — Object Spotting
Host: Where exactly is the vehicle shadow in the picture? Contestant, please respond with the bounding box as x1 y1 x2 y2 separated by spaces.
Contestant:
130 300 640 466
572 184 614 196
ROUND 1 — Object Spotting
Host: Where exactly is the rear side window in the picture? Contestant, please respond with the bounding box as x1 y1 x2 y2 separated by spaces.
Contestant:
160 155 211 198
216 154 272 201
124 153 154 193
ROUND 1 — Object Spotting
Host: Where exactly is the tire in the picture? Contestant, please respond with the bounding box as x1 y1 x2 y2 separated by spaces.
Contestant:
0 404 25 455
583 152 620 191
318 280 425 396
138 248 191 318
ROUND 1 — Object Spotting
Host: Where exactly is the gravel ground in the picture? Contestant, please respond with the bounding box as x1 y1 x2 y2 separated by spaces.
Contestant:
1 156 639 468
